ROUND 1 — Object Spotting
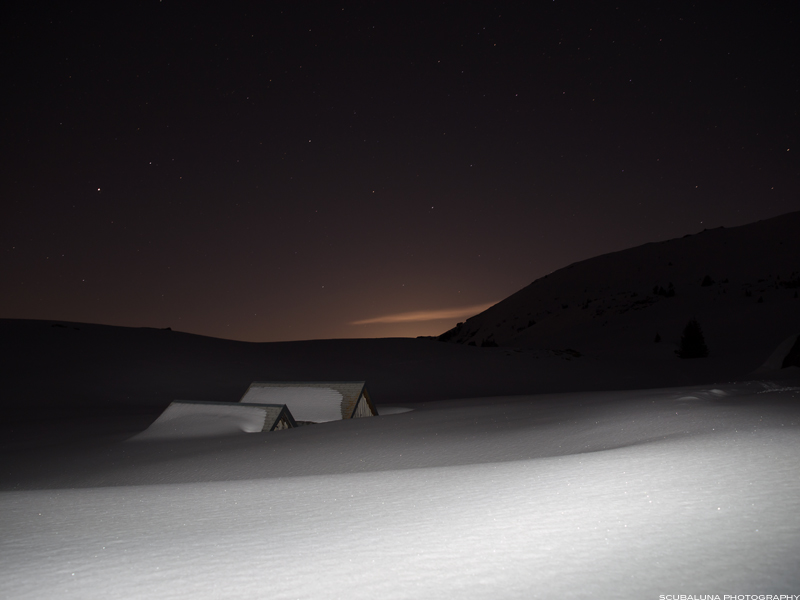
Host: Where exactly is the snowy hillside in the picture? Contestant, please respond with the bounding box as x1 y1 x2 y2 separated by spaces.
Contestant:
439 211 800 371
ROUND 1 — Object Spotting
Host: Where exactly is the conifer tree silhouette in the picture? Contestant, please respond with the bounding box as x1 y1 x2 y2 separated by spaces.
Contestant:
676 318 709 358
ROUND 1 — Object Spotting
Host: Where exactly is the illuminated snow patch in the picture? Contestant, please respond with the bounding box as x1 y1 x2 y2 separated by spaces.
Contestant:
3 429 799 600
375 406 414 415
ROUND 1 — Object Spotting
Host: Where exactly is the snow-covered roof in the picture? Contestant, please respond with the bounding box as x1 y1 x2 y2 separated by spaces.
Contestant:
239 381 377 422
131 400 297 440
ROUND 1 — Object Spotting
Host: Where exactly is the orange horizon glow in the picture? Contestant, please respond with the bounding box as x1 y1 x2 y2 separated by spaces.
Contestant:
350 302 497 325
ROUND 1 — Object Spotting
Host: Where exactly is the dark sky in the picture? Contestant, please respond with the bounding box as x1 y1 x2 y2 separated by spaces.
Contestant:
3 2 798 342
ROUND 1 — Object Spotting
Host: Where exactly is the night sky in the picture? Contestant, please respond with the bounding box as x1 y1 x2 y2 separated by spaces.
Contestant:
3 2 798 342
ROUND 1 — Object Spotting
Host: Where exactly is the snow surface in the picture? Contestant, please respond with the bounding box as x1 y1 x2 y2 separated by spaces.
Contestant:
441 211 800 367
375 405 414 415
3 211 800 598
2 382 800 599
240 385 344 422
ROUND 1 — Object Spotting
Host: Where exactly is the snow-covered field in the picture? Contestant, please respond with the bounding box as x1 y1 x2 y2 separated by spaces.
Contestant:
3 381 799 599
3 212 800 598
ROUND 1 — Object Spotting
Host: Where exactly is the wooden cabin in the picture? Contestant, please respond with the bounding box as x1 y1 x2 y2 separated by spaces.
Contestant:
239 381 378 424
133 400 297 440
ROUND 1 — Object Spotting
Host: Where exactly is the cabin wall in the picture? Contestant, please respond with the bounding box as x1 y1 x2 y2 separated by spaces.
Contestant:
351 396 374 418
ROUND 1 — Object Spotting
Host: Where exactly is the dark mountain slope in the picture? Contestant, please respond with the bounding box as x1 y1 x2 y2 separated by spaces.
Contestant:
439 211 800 370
